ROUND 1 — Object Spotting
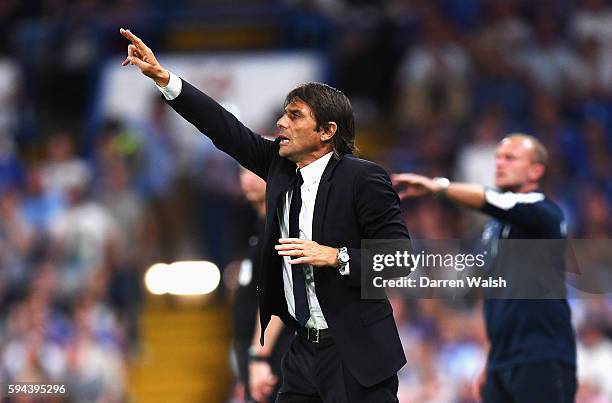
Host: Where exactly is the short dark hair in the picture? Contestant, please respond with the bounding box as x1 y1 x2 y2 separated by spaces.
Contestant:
284 82 355 158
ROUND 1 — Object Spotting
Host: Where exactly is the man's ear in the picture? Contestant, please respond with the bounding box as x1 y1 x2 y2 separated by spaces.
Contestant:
320 121 338 142
529 163 545 182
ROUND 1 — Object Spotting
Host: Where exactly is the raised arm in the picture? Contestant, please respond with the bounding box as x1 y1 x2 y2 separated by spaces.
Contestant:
391 173 485 209
391 173 562 235
119 28 277 179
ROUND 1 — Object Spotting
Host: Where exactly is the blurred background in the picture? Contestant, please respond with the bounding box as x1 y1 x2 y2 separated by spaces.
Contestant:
0 0 610 402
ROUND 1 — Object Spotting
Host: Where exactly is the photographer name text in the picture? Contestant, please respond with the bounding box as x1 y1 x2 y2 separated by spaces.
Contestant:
373 276 507 288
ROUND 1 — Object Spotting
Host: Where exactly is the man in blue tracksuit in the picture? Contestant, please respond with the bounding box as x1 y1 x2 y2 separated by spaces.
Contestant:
392 134 576 402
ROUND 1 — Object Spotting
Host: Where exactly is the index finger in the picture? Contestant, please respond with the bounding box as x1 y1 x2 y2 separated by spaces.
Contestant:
278 238 303 243
119 28 147 50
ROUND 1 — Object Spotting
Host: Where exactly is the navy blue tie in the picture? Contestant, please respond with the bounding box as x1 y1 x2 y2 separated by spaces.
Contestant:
290 170 310 326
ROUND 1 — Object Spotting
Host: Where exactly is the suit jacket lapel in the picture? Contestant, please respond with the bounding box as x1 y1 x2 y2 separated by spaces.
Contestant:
260 158 294 316
265 160 295 226
312 155 342 242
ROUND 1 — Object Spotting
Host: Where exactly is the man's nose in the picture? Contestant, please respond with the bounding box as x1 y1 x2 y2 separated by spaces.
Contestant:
277 114 288 128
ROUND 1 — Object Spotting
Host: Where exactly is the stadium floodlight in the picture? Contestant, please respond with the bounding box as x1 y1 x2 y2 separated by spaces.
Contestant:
144 263 170 295
144 261 221 296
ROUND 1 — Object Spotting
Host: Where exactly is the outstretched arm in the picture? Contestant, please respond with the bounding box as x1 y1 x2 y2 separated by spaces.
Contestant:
391 174 560 234
391 173 485 209
119 28 277 179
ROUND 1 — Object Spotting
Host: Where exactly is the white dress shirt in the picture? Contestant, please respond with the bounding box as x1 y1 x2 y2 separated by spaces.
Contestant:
157 73 349 329
278 153 333 329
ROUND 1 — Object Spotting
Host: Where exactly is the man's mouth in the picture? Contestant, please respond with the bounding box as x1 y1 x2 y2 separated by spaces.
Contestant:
278 134 290 145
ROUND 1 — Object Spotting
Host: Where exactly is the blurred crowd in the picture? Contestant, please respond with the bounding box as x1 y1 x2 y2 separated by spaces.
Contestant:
0 131 151 401
0 0 611 402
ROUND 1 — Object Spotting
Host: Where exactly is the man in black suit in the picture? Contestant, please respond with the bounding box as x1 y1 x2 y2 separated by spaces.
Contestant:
120 28 409 402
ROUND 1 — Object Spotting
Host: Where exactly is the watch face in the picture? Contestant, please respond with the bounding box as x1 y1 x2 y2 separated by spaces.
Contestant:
339 252 350 263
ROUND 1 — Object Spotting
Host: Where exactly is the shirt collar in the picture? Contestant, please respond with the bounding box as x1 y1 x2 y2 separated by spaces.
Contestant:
299 152 333 187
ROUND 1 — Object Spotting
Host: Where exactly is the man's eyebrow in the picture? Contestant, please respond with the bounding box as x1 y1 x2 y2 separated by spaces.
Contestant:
284 106 302 114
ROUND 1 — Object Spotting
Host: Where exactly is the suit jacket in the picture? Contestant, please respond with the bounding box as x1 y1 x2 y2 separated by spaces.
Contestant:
166 80 409 387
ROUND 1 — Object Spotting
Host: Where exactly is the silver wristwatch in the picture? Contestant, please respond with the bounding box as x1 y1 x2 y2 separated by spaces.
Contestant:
432 177 450 198
337 247 350 267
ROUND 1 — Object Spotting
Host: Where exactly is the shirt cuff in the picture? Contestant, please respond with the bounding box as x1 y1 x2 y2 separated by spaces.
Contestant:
339 262 350 276
156 71 182 100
